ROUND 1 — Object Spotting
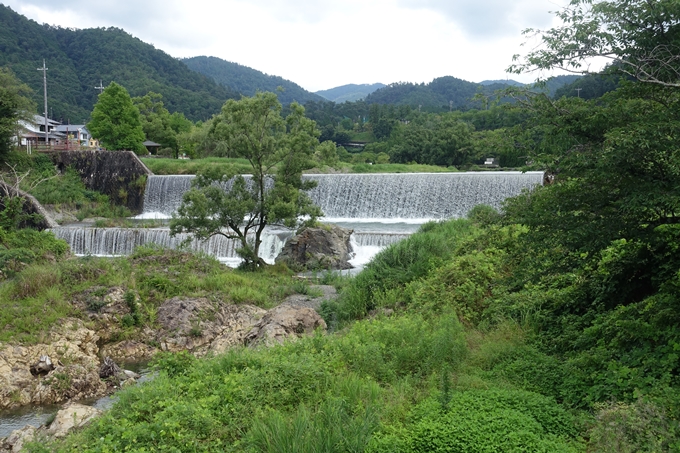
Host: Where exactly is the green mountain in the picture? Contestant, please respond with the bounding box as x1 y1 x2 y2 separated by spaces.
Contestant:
183 56 325 105
315 83 386 103
0 5 239 122
364 76 487 111
364 75 583 110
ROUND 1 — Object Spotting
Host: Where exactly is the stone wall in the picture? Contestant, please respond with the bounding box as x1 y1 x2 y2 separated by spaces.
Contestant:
50 151 153 213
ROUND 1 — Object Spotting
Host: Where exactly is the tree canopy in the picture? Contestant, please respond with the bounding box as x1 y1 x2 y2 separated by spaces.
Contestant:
170 92 322 268
88 82 145 153
0 67 35 157
510 0 680 87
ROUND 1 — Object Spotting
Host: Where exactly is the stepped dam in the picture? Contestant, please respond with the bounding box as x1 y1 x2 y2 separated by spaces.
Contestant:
141 172 544 221
52 172 544 264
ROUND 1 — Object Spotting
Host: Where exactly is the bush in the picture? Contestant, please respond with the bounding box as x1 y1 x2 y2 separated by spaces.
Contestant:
368 389 580 453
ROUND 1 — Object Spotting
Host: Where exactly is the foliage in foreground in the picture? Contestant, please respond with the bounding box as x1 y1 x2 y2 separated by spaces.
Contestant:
31 314 582 453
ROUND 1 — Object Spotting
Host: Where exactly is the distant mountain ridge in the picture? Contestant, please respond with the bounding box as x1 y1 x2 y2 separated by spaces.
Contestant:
315 83 386 103
0 5 239 122
364 75 582 110
183 56 325 105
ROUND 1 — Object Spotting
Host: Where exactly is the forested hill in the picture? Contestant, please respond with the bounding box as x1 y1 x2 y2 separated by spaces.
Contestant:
0 5 239 122
365 75 581 110
315 83 386 103
183 56 325 105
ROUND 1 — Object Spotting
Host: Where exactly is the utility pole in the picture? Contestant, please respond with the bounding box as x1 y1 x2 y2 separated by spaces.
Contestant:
37 59 48 146
94 80 105 94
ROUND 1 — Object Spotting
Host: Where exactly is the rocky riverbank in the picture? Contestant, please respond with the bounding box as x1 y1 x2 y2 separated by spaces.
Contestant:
0 286 334 411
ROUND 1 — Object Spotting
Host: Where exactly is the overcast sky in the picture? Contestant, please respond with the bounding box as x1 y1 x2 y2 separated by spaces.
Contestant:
4 0 568 92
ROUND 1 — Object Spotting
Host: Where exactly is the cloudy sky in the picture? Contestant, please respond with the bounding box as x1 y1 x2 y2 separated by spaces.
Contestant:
4 0 567 92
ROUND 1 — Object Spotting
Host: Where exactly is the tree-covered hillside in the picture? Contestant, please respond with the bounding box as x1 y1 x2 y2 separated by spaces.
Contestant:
365 75 582 111
183 56 325 105
316 83 386 103
0 5 239 122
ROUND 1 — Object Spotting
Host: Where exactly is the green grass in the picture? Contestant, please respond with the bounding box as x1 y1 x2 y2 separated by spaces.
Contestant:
348 162 456 173
30 316 584 453
143 156 457 176
141 157 254 175
0 246 303 344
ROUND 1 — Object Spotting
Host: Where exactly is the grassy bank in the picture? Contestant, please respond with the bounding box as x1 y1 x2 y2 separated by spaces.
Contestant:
142 156 455 176
28 214 676 452
0 245 313 345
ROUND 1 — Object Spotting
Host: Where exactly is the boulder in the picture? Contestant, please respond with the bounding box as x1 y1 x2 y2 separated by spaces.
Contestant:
29 356 55 376
47 402 102 438
3 425 36 452
245 305 327 346
276 224 354 270
155 297 265 355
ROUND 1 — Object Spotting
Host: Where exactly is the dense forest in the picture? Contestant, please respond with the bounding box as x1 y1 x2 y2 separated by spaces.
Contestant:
183 56 325 105
363 75 581 111
0 5 239 122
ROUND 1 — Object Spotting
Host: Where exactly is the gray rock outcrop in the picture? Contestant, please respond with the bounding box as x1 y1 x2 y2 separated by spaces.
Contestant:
1 425 36 453
47 402 102 438
154 297 266 355
0 319 105 410
245 305 327 346
276 224 354 270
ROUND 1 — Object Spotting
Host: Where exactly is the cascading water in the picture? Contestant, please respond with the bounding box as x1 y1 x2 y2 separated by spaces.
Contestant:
139 172 544 220
55 172 543 264
50 227 291 264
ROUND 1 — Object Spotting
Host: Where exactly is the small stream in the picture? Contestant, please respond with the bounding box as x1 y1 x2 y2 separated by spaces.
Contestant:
0 362 152 438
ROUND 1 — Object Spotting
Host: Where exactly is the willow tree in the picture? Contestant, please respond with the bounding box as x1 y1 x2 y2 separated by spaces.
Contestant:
169 92 322 268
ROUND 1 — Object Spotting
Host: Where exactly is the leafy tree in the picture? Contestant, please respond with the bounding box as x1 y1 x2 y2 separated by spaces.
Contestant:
0 67 35 157
133 92 192 157
509 0 680 88
498 0 680 405
88 82 145 153
169 92 322 268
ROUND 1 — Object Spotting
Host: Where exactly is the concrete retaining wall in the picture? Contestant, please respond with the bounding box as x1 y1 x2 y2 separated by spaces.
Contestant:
50 151 153 213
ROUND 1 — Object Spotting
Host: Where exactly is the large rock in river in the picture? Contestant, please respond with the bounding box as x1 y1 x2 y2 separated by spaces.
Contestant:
276 224 353 270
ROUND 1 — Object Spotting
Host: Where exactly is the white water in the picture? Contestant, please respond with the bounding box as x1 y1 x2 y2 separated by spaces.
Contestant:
139 172 544 221
56 172 543 265
50 227 291 265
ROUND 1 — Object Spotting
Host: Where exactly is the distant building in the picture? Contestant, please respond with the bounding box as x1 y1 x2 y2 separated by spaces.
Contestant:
16 115 94 150
54 124 92 147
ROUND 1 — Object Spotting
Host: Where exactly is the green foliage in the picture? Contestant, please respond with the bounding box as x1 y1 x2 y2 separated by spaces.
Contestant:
0 229 68 281
0 66 35 157
0 6 238 122
509 0 680 87
0 246 310 344
170 92 322 268
133 91 192 157
183 56 325 105
587 399 680 453
88 82 145 153
322 219 476 324
368 389 579 453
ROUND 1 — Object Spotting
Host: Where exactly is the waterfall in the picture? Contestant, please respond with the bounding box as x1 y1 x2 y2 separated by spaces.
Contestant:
140 172 544 220
352 232 412 247
50 227 291 264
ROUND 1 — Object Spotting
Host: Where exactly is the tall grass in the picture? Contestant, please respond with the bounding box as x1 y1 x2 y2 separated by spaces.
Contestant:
321 219 477 325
